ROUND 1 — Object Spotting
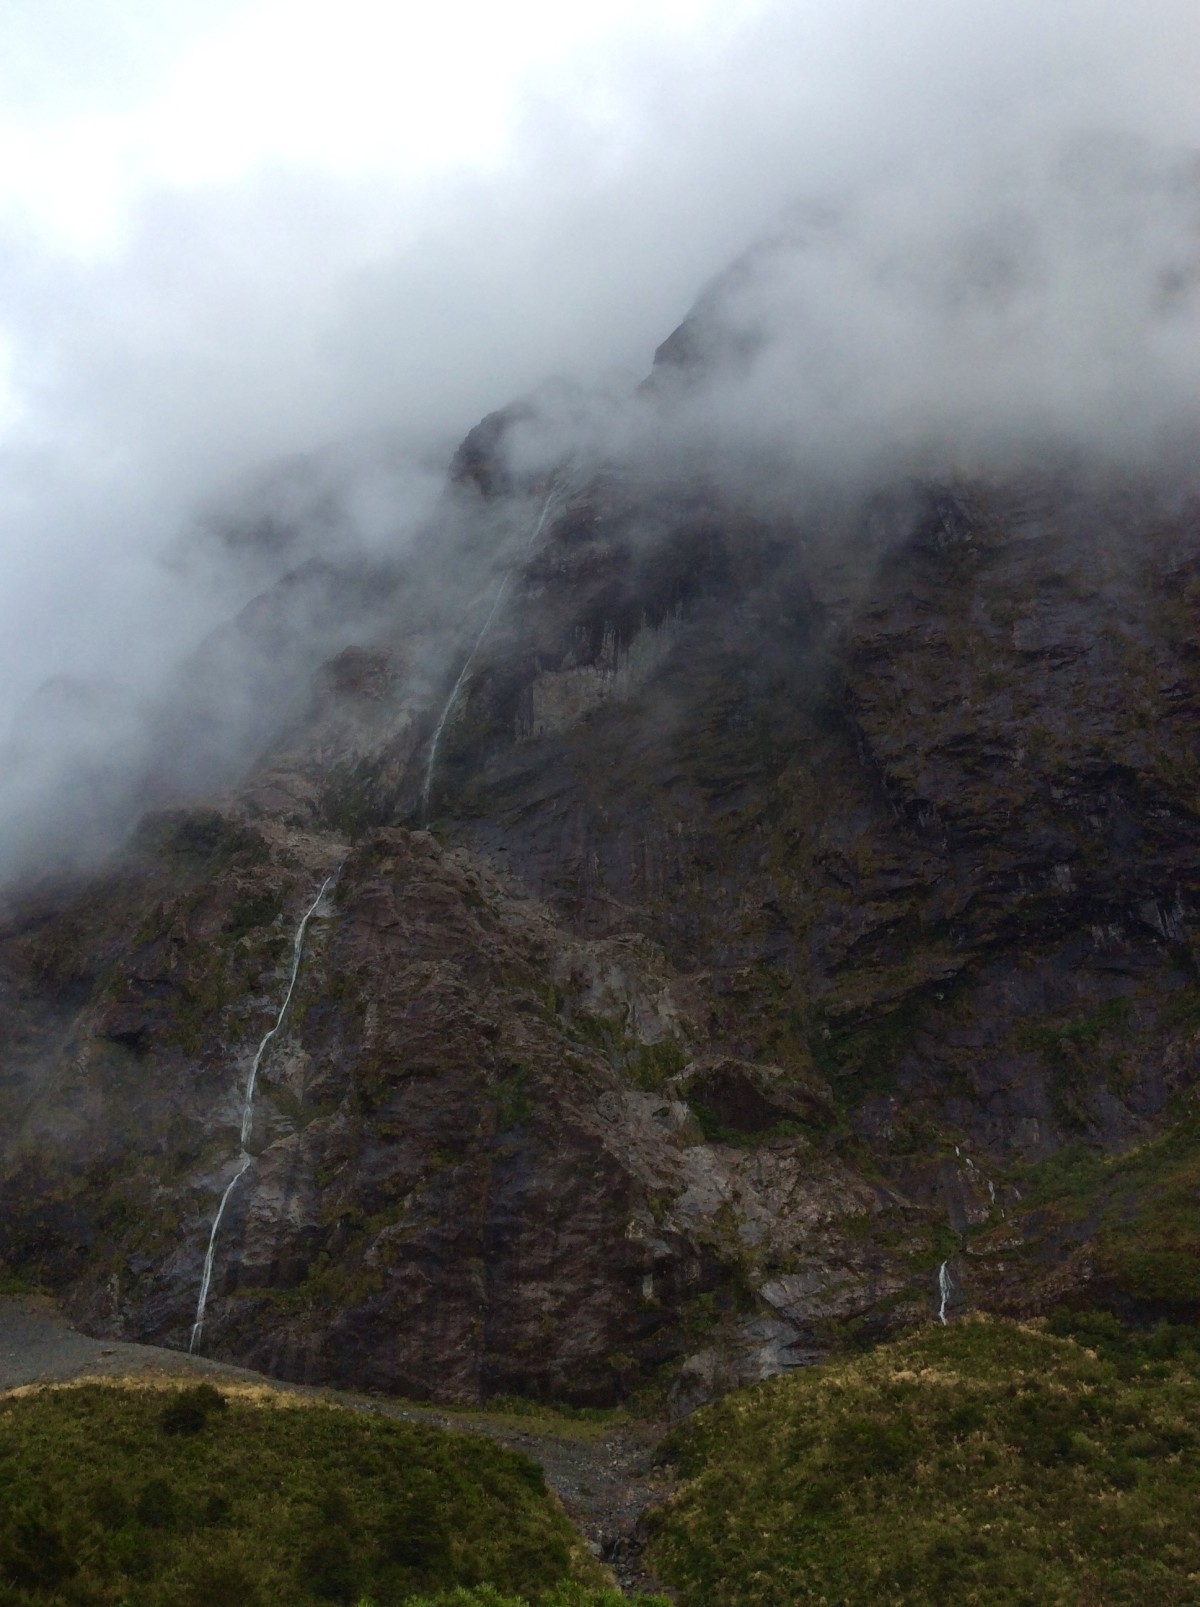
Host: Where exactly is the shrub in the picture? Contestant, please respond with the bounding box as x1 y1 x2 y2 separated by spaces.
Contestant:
647 1315 1200 1606
306 1531 360 1604
0 1511 77 1591
0 1383 604 1606
160 1381 228 1435
179 1549 264 1607
136 1477 178 1528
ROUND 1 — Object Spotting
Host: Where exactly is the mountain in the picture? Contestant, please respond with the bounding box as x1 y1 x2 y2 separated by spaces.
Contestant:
2 168 1200 1412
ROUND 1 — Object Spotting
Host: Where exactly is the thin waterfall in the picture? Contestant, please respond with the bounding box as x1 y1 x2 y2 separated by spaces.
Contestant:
420 483 565 821
239 872 336 1145
189 868 337 1354
957 1144 1001 1216
189 1156 251 1354
937 1259 953 1325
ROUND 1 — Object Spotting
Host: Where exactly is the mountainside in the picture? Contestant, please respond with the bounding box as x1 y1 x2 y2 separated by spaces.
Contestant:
3 278 1200 1412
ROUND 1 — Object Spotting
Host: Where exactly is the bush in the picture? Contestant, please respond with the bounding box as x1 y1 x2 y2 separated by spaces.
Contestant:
203 1491 233 1526
136 1477 178 1528
179 1550 264 1607
0 1511 76 1591
647 1315 1200 1606
0 1383 604 1606
306 1531 360 1604
160 1381 228 1435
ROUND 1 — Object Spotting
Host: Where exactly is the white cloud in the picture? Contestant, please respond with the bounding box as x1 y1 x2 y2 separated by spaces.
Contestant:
0 0 1197 877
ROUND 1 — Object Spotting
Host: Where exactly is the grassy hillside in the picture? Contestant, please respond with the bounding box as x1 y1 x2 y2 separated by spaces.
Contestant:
0 1380 663 1607
646 1315 1200 1606
1008 1106 1200 1316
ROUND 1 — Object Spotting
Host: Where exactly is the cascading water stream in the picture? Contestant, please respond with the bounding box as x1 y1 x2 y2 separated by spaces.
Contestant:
937 1259 953 1324
955 1144 1002 1216
189 1157 251 1355
189 868 338 1354
420 483 566 821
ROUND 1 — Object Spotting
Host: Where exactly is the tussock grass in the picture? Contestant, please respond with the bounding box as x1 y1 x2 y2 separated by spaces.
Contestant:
0 1379 608 1606
646 1315 1200 1605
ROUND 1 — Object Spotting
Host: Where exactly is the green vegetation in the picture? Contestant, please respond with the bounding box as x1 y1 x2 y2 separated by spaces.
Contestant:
1013 1109 1200 1314
493 1067 535 1131
132 808 266 868
1013 997 1135 1131
626 1039 688 1093
566 1007 691 1098
1086 1112 1200 1310
688 1102 806 1146
810 991 927 1090
320 756 390 838
1043 1308 1200 1374
0 1381 607 1606
395 1589 666 1606
223 887 285 938
1014 996 1132 1065
474 1397 622 1431
646 1315 1200 1606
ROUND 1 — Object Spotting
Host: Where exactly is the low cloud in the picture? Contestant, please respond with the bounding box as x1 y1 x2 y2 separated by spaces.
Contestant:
1 0 1198 883
642 133 1200 494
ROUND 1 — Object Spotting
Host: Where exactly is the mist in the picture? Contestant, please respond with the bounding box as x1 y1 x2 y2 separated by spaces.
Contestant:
2 0 1198 885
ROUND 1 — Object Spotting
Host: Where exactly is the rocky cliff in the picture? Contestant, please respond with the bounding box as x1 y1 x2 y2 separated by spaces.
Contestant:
2 288 1199 1410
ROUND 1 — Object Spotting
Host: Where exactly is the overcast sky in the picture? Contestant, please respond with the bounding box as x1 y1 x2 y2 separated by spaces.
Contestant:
1 0 1198 784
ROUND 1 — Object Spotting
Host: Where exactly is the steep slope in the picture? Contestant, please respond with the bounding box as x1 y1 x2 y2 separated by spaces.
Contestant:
421 456 1200 1329
2 229 1200 1406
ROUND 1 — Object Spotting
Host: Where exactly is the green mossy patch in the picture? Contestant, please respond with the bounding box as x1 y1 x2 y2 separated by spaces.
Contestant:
565 1008 691 1099
626 1039 688 1093
320 756 392 838
223 888 286 938
132 808 267 869
646 1315 1200 1606
1015 996 1133 1066
0 1264 34 1296
1092 1115 1200 1311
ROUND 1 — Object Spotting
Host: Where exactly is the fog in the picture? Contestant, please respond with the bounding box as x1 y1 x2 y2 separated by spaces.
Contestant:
2 0 1198 883
634 133 1200 495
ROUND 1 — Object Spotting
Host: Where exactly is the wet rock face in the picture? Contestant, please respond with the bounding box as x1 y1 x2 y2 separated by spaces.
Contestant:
3 447 1200 1405
0 812 885 1404
427 467 1200 1319
444 472 1200 1130
0 769 947 1404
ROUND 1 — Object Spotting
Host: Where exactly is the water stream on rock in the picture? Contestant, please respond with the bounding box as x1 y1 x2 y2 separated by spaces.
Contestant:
420 482 565 821
937 1259 953 1325
189 868 338 1354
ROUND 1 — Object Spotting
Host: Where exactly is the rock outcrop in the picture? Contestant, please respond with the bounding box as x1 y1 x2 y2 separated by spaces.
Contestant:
3 287 1200 1406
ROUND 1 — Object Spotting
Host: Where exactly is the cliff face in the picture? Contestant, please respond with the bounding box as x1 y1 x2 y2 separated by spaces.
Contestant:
2 329 1199 1407
420 457 1200 1348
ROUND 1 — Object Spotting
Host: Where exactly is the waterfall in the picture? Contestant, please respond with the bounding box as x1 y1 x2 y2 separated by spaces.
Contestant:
239 872 336 1145
420 483 565 821
189 1157 251 1354
937 1259 953 1325
188 868 337 1354
956 1144 1000 1214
